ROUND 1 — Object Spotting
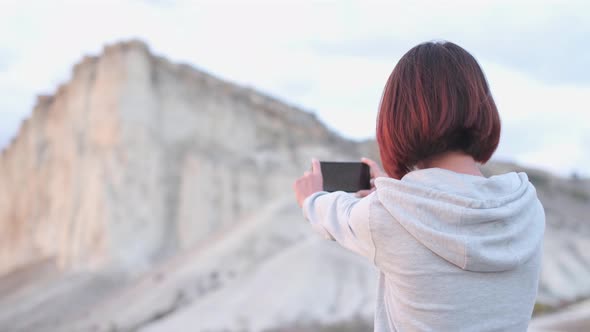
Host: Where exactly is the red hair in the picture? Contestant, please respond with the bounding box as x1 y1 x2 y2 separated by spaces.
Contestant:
377 41 501 179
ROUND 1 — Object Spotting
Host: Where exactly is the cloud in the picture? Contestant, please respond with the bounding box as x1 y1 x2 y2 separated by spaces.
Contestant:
140 0 178 7
484 61 590 176
307 1 590 85
0 110 26 150
0 49 12 72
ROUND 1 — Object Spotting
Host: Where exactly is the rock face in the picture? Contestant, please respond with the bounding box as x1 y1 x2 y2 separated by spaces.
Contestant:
0 40 378 276
0 40 589 332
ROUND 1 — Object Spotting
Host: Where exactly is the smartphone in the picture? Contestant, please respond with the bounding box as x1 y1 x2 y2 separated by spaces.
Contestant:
320 161 371 193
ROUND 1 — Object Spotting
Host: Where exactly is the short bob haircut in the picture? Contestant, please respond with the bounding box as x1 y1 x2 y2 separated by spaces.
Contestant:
377 41 501 179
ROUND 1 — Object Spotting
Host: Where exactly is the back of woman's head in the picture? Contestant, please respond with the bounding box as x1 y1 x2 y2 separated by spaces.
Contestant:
377 41 501 179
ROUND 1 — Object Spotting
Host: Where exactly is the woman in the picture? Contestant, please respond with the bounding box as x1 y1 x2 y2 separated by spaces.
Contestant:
293 41 545 331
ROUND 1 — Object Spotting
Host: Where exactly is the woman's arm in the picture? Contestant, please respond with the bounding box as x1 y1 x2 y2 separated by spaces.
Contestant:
302 190 376 263
293 158 380 262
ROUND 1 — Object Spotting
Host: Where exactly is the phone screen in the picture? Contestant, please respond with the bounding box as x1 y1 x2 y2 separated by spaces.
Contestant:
320 161 371 193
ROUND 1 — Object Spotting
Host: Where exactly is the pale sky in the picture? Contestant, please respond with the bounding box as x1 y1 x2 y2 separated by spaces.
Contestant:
1 0 589 177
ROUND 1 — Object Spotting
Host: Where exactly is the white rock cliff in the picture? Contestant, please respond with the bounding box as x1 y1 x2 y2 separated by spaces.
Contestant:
0 40 378 276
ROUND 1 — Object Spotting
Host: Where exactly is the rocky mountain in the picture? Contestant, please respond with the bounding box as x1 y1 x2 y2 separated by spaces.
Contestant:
0 40 378 276
0 40 588 332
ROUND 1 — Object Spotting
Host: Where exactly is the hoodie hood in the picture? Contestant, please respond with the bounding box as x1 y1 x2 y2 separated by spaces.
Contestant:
374 168 545 272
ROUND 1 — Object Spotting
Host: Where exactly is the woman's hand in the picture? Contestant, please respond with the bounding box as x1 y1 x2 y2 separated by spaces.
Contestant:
293 158 324 207
356 157 386 198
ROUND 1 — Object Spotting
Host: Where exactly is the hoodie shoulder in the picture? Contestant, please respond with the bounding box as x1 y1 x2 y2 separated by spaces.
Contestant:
372 169 545 272
375 169 530 209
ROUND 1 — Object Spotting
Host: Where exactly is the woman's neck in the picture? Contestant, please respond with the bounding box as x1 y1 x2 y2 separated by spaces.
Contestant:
417 151 484 177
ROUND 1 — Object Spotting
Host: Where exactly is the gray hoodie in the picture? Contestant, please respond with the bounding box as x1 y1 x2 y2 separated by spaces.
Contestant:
302 167 545 331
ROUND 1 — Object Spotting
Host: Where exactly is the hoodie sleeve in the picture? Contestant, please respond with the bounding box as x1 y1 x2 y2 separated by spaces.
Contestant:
302 191 376 262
